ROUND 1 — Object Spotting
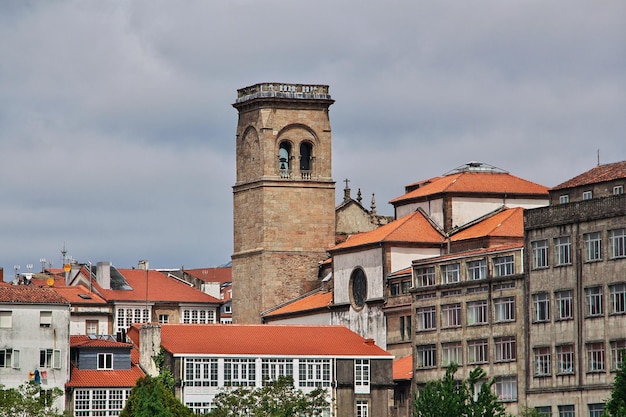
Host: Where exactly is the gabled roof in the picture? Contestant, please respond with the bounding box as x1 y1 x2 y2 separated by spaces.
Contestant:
183 267 232 284
330 209 444 252
450 207 524 241
390 169 548 204
552 160 626 190
66 363 145 388
130 324 392 358
94 268 221 304
49 285 108 305
262 289 333 318
393 355 413 381
71 335 133 349
0 286 68 304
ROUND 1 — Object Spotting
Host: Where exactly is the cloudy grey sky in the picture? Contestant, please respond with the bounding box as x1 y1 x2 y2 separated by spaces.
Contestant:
1 1 624 274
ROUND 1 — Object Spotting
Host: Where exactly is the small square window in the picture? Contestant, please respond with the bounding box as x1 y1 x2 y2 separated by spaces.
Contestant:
614 185 624 195
560 194 569 204
583 190 593 200
40 311 52 328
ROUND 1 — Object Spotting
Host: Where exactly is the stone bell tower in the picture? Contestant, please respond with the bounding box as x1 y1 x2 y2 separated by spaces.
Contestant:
231 83 336 323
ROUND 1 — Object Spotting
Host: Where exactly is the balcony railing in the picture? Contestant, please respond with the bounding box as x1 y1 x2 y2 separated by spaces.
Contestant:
236 83 331 103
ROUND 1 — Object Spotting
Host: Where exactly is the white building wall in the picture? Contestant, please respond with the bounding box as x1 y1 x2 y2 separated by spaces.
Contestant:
390 247 441 273
265 312 331 325
395 198 444 226
450 197 547 228
69 312 109 336
333 247 383 304
0 303 70 411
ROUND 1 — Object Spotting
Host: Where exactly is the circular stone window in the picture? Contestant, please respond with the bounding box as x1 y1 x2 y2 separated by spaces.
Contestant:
349 268 367 309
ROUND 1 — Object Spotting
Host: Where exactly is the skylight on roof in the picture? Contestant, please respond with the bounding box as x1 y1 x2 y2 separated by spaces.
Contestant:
78 294 92 299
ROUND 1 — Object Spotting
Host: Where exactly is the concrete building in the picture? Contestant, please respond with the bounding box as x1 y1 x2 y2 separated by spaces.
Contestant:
411 244 526 416
0 285 71 412
128 323 394 416
523 161 626 416
231 83 336 324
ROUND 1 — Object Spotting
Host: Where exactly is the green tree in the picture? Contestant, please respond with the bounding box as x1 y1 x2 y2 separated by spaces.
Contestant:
603 350 626 417
0 382 65 417
120 375 193 417
413 363 509 417
207 376 328 417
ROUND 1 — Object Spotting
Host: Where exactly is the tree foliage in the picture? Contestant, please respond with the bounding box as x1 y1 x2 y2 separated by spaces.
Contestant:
120 375 193 417
413 363 509 417
206 376 328 417
0 382 65 417
604 351 626 417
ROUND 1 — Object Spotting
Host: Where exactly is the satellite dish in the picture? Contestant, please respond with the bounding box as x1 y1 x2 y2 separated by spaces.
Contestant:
46 277 55 287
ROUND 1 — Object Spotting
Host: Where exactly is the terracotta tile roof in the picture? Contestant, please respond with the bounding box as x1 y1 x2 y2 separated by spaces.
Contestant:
388 267 412 278
49 285 108 305
0 285 68 304
66 363 145 388
393 355 413 380
96 268 221 304
71 335 133 349
133 324 392 358
330 210 444 251
450 207 524 241
184 267 231 284
390 171 548 204
552 160 626 190
262 289 333 317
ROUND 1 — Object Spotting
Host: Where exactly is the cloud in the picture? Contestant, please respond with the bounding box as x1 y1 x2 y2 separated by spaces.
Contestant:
0 0 624 272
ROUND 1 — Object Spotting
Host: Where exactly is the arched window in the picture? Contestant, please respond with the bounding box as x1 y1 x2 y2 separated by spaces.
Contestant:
278 142 291 178
300 142 313 179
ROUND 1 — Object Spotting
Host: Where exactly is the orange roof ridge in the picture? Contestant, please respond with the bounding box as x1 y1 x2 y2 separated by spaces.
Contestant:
450 207 524 241
552 160 626 190
330 209 444 251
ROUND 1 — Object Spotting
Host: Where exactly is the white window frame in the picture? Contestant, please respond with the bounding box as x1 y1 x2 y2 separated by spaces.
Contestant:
354 359 370 394
555 290 573 320
74 388 131 417
441 303 461 328
558 405 575 417
494 297 515 322
493 255 515 277
534 347 551 376
298 359 331 388
495 376 517 401
97 353 113 370
225 358 256 387
467 300 488 325
614 185 624 195
441 342 463 367
531 240 549 269
40 311 52 328
356 400 369 417
589 404 604 417
533 292 550 322
559 194 569 204
585 286 604 317
442 263 460 284
40 349 61 369
467 259 487 280
610 283 626 314
416 306 436 331
0 348 20 369
555 236 572 266
416 267 435 287
610 340 626 370
494 336 516 362
185 358 219 388
261 359 293 386
583 190 593 200
557 344 575 375
467 339 488 364
609 228 626 259
416 345 436 369
587 342 605 372
584 232 602 262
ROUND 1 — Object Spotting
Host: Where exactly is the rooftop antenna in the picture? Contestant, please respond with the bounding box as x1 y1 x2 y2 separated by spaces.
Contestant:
597 149 600 166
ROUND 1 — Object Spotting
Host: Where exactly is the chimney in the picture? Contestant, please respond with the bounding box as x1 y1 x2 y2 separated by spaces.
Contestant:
138 323 161 376
96 262 111 290
138 260 149 270
364 338 375 346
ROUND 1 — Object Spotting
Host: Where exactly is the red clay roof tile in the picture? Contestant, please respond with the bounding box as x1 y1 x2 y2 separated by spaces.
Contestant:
135 324 392 358
330 210 444 251
391 171 548 204
552 161 626 190
393 355 413 380
262 290 333 317
66 364 145 388
0 286 68 304
450 207 524 241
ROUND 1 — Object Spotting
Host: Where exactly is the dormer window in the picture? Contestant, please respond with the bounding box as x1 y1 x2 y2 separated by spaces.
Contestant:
278 142 291 178
300 142 313 179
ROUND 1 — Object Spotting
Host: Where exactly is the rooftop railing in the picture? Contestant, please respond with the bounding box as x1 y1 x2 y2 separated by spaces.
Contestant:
235 83 331 103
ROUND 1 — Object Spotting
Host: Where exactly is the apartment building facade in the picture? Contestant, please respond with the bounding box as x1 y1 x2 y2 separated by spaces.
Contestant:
523 161 626 417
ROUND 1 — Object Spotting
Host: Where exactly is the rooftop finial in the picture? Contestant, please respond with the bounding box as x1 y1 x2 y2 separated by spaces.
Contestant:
343 178 351 202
